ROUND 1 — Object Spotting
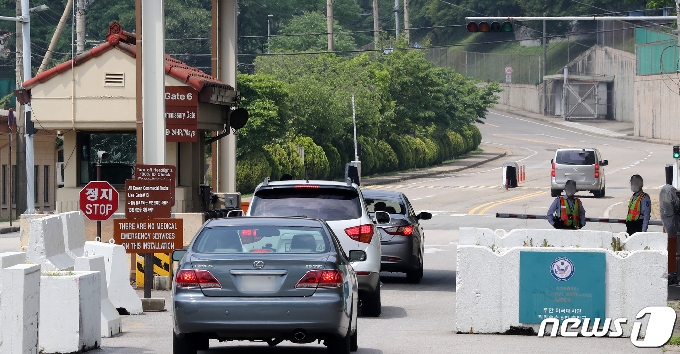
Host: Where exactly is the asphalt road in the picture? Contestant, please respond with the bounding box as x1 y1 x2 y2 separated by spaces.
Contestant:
9 110 672 353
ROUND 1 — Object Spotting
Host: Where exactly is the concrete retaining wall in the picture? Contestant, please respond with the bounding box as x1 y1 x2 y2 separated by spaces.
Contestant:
456 228 667 337
84 241 143 314
39 271 101 353
497 83 543 114
1 264 41 353
634 72 680 141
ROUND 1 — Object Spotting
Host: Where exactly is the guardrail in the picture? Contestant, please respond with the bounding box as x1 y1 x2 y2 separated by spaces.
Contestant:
496 212 664 226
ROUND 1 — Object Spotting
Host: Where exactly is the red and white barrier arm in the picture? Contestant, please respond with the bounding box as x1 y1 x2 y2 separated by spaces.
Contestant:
495 213 663 226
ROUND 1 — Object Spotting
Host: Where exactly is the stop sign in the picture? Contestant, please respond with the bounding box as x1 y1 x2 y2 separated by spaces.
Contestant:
80 181 119 221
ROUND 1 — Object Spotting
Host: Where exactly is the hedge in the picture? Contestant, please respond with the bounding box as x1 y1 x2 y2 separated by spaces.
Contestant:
447 131 467 158
294 136 330 179
236 149 273 192
265 143 305 180
322 143 343 179
376 140 398 172
388 136 414 170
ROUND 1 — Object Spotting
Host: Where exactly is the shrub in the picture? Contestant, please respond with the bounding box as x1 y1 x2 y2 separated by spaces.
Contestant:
420 137 438 166
294 136 330 179
236 149 273 193
447 131 466 158
376 140 398 172
357 136 376 175
469 124 482 150
388 136 414 170
322 144 343 179
265 143 305 180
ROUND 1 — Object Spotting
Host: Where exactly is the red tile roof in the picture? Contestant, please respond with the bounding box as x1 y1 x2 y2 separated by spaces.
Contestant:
23 22 233 93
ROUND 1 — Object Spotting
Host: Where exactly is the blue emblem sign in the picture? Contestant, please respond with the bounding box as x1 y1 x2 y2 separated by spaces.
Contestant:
519 251 606 324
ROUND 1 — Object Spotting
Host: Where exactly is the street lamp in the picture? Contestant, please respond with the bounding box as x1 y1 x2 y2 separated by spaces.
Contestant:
267 14 273 54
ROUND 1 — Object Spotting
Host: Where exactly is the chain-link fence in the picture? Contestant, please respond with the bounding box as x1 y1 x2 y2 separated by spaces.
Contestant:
425 48 543 85
597 21 637 53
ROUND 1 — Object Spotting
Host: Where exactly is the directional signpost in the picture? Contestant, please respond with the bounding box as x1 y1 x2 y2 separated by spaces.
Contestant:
80 180 119 239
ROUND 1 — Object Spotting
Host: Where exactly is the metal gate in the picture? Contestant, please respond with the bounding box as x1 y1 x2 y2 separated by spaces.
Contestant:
565 81 599 120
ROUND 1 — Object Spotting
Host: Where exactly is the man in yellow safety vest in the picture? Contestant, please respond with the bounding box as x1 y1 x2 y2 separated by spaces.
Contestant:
626 174 651 235
547 180 586 229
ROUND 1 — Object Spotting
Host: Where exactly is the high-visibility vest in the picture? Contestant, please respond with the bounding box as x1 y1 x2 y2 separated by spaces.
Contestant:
627 192 648 222
559 196 580 227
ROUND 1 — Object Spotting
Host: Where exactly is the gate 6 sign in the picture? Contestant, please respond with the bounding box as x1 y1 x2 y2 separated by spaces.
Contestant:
80 181 119 221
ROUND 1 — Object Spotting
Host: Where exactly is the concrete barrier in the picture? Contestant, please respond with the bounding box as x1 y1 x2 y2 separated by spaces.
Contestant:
456 228 667 337
61 211 87 260
75 255 122 338
84 241 143 314
0 252 28 345
26 214 74 271
39 271 101 353
1 264 41 353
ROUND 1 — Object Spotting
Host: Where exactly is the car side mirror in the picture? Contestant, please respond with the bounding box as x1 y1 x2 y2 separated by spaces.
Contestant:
227 209 243 217
172 250 187 262
417 211 432 220
348 250 367 262
374 211 390 224
550 159 554 164
601 160 608 166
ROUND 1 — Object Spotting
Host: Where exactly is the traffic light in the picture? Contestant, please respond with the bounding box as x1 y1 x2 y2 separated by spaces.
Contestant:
674 145 680 159
466 21 513 33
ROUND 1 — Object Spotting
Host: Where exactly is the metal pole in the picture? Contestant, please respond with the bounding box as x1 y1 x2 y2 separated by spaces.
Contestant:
403 0 410 44
327 0 333 51
543 18 547 115
394 0 399 38
21 0 35 214
466 16 677 21
352 95 358 161
217 0 237 194
562 66 568 121
267 15 272 54
372 0 379 46
8 118 12 226
96 160 101 239
14 0 26 216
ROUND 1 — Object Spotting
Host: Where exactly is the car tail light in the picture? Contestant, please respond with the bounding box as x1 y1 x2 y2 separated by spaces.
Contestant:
384 225 414 236
175 269 221 289
345 224 374 243
294 185 320 189
387 256 402 261
594 164 600 179
296 270 343 289
551 162 556 178
356 271 370 276
250 249 272 253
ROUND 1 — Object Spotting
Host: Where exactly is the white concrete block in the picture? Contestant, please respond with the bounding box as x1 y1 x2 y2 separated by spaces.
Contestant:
61 211 87 260
39 271 101 353
0 251 28 346
1 264 41 354
75 255 122 338
26 214 74 271
83 241 143 314
456 228 667 337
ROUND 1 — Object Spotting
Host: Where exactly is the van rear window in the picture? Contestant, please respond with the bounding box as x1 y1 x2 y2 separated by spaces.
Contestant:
556 150 596 165
250 188 362 221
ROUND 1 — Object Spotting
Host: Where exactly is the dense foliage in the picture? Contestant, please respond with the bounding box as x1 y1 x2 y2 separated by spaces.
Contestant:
235 42 500 192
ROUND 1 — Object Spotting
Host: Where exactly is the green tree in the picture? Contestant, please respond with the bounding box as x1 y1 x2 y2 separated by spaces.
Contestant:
270 12 358 53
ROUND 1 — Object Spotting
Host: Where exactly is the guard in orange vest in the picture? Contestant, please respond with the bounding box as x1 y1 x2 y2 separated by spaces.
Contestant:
547 180 586 229
626 174 651 235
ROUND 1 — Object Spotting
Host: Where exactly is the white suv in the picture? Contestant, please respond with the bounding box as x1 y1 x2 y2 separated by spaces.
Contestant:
247 178 383 317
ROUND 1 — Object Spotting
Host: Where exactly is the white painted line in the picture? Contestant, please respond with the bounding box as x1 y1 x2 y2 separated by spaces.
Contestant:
411 195 434 201
603 201 624 218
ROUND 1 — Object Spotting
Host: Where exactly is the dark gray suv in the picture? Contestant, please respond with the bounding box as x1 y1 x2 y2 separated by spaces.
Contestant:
172 217 364 354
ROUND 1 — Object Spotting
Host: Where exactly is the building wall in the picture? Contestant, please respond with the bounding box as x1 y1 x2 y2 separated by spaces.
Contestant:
565 45 635 122
634 73 680 141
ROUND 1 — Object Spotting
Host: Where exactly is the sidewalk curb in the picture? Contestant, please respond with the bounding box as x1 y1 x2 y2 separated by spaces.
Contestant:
0 226 19 234
491 107 676 146
362 151 508 187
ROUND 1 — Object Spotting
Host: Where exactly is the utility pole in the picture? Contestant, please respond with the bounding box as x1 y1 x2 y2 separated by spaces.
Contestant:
394 0 399 38
403 0 410 44
14 0 26 216
39 0 72 73
22 0 35 214
75 0 85 54
326 0 333 51
267 14 272 54
372 0 379 46
542 18 547 116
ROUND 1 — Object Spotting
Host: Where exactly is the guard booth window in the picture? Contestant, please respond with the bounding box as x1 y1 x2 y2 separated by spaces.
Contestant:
78 132 136 186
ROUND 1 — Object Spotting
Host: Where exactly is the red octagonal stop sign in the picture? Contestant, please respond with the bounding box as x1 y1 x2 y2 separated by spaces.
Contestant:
80 181 119 221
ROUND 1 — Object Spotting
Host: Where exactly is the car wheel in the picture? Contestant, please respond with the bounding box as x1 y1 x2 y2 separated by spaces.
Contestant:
593 188 604 198
327 327 351 354
361 284 381 317
406 258 423 284
600 186 606 197
350 321 358 352
195 335 209 351
551 189 560 197
173 332 197 354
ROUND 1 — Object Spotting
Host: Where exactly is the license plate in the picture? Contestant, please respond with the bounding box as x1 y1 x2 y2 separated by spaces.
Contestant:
240 275 277 292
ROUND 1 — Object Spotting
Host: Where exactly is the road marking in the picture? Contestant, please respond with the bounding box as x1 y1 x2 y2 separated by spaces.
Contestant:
492 134 573 147
603 202 623 218
411 195 434 201
486 123 499 128
468 191 546 215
